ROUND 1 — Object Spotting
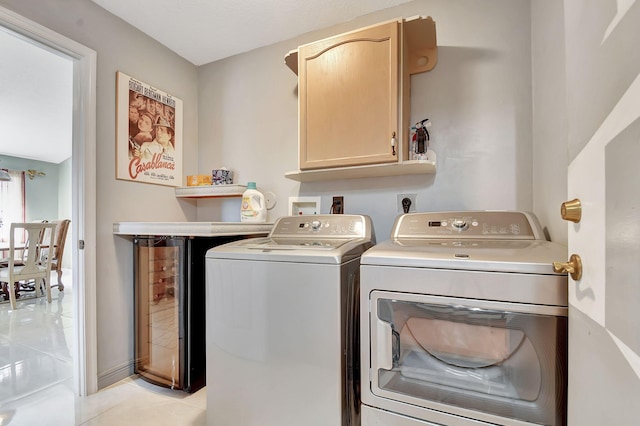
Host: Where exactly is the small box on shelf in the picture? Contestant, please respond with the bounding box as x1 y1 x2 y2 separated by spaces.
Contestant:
186 175 212 186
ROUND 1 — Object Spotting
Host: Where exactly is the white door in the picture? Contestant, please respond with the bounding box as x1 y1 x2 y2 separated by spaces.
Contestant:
565 71 640 425
562 1 640 423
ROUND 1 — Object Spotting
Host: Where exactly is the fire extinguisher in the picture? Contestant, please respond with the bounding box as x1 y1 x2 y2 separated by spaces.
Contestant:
413 118 430 154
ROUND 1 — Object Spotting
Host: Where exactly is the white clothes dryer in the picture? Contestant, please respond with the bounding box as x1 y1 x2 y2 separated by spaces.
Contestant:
360 211 568 426
205 214 375 426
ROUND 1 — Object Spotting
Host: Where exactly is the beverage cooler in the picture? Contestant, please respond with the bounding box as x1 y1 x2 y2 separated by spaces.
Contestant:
133 235 257 393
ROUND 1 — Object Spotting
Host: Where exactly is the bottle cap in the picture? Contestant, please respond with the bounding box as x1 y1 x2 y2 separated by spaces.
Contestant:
247 182 256 189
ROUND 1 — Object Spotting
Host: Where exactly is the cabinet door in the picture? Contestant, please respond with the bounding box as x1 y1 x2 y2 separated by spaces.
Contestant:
299 21 399 170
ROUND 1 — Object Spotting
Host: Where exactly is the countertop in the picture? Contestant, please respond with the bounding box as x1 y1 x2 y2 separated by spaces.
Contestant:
113 222 273 237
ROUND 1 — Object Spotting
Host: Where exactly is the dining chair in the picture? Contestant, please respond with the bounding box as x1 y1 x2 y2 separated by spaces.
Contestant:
0 222 56 309
47 219 70 291
0 220 48 293
1 220 49 267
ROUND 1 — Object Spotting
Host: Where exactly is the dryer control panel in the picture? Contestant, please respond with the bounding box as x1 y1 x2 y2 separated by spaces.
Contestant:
392 211 543 240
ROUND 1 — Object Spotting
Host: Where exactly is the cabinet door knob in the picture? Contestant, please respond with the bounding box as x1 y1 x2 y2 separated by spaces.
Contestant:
560 198 581 223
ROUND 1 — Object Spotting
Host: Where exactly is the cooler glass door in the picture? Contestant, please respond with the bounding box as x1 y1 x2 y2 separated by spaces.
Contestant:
134 237 185 389
369 291 567 425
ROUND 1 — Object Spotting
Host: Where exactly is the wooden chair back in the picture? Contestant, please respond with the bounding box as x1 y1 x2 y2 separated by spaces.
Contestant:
0 222 56 309
49 219 70 289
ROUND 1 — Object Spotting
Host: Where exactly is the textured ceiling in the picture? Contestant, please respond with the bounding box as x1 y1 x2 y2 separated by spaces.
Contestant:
91 0 413 65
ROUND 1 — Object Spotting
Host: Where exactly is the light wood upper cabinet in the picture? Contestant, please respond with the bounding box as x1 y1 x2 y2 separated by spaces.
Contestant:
299 21 399 170
285 16 437 181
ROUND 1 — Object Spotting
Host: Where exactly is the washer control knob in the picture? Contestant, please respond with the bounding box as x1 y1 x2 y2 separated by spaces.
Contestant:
311 220 322 230
452 219 468 231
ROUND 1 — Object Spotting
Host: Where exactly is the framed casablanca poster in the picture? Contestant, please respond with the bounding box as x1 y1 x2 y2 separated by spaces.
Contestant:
116 71 183 186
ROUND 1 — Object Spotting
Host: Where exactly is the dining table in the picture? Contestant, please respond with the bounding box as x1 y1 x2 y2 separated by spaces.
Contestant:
0 242 49 265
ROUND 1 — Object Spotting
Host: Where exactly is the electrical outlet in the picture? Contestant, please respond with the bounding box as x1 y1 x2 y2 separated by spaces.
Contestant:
332 196 344 214
397 193 417 213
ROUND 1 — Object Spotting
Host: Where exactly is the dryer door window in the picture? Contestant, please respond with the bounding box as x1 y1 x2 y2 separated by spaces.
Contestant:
368 291 567 425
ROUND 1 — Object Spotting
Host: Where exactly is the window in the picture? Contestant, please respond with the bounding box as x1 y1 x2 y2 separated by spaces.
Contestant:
0 170 26 243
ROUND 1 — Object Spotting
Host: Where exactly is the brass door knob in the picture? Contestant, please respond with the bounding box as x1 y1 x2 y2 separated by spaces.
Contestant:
553 254 582 281
561 199 581 223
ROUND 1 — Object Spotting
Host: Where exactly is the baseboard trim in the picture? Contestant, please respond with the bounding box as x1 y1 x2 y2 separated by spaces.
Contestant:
97 360 135 390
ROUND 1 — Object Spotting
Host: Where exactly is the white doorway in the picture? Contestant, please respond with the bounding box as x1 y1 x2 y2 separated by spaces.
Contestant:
0 6 97 396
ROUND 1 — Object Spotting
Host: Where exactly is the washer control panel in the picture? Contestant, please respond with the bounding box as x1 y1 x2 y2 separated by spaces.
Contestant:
393 211 540 240
271 214 369 238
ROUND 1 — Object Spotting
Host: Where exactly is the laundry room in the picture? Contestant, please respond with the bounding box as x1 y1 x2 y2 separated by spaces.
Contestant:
2 0 638 424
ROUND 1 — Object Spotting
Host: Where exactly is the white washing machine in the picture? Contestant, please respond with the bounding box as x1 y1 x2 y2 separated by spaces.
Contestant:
205 214 375 426
360 211 568 426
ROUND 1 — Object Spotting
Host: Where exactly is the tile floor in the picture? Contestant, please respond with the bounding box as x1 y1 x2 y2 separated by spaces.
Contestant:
0 273 206 425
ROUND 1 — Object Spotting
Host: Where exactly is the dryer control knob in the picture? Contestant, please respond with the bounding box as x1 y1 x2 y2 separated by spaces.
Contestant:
452 219 468 231
311 220 322 230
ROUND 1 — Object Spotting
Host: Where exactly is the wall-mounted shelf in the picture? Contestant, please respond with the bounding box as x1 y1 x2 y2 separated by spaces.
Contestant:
285 156 436 183
175 184 246 199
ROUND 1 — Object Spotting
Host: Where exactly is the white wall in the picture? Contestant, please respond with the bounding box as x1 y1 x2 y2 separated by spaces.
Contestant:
531 0 568 244
0 154 60 222
196 0 539 241
58 157 72 268
0 0 199 387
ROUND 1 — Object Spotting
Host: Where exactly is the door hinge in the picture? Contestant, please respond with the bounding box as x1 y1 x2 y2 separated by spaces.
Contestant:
79 239 85 249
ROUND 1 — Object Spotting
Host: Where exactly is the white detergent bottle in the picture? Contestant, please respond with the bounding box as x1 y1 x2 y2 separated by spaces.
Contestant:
240 182 267 223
